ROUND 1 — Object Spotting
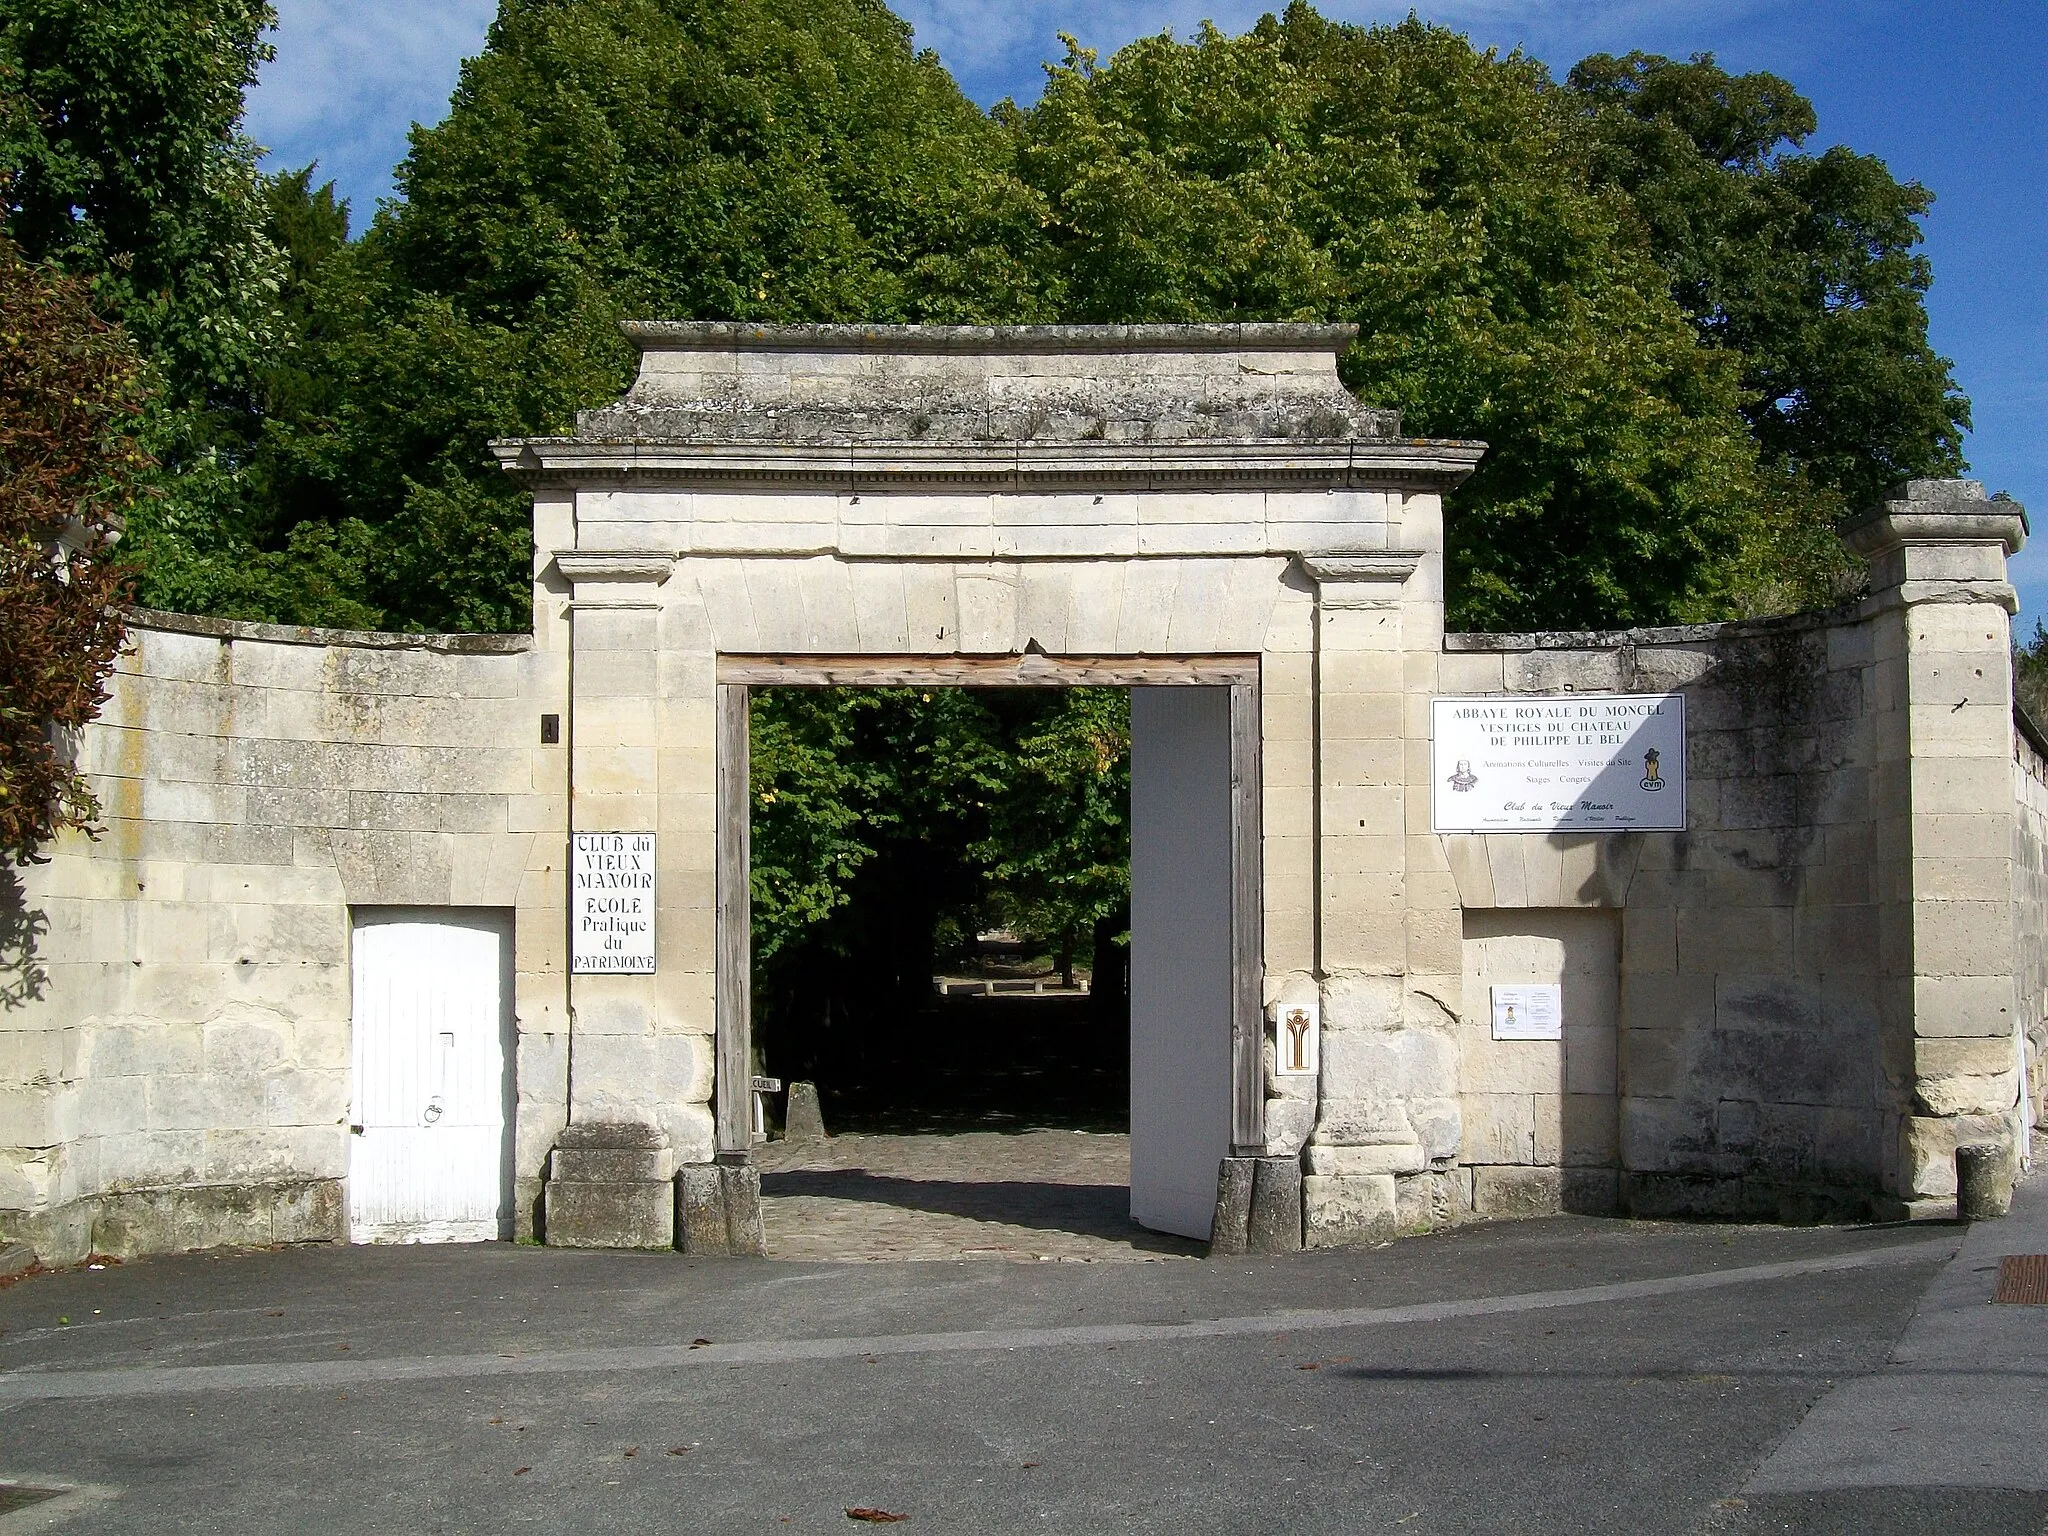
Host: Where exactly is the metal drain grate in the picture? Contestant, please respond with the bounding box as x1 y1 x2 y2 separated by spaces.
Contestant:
1993 1254 2048 1304
0 1483 63 1514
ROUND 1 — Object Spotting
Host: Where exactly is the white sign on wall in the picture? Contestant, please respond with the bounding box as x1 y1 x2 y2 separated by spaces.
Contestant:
1272 1001 1320 1077
571 832 656 975
1431 693 1686 833
1491 983 1562 1041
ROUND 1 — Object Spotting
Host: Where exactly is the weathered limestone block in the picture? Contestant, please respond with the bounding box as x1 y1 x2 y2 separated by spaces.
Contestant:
1248 1157 1302 1253
784 1081 827 1142
675 1164 727 1255
1902 1110 2019 1197
1263 1096 1315 1157
719 1164 766 1256
544 1122 675 1249
1306 1143 1424 1176
1394 1168 1473 1230
1303 1173 1398 1247
1472 1165 1563 1219
1210 1157 1255 1255
1913 1039 2020 1116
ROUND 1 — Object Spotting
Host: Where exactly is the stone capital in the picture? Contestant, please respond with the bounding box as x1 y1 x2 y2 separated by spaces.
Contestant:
552 549 674 586
1300 550 1425 609
1841 481 2027 611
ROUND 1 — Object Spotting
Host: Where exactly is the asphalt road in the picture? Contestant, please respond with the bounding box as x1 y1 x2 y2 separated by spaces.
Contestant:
0 1181 2041 1535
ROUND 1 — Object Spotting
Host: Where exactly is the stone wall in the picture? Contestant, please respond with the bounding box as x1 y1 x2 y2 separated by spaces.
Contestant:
2014 711 2048 1136
0 612 558 1263
1421 612 1891 1225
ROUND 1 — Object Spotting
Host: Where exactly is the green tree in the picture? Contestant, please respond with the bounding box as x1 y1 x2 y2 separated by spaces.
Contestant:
1567 52 1970 525
975 688 1129 985
236 0 1051 632
0 238 145 998
1006 11 1770 630
0 0 294 618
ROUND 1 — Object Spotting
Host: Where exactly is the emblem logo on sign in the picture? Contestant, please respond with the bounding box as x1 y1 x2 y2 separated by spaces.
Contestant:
1640 747 1665 792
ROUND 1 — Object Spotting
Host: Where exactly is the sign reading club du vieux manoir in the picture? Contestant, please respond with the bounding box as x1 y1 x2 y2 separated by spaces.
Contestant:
571 832 656 974
1430 694 1686 834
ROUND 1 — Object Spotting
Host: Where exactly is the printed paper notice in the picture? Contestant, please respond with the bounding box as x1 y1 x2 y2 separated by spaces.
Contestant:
571 832 656 974
1491 984 1562 1041
1431 693 1685 833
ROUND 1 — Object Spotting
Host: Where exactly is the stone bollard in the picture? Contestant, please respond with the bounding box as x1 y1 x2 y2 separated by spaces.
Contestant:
1956 1143 2013 1221
1248 1156 1304 1254
1210 1158 1255 1255
784 1081 828 1142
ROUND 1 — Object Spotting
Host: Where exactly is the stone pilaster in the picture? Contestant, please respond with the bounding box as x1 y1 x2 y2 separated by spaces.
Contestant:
1297 549 1443 1243
1842 480 2029 1202
547 549 715 1243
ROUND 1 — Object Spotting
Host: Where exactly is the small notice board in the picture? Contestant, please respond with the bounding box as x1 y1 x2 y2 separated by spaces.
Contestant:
1490 983 1562 1041
571 832 656 974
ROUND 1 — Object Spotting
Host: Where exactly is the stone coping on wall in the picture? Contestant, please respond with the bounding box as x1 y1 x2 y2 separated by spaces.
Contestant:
617 321 1366 353
123 606 533 653
1444 603 1858 653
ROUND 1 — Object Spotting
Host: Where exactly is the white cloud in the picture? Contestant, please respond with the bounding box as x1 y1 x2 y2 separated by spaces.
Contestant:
244 0 496 214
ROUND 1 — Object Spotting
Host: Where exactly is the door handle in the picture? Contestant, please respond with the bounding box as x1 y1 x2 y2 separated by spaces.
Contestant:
349 1124 364 1135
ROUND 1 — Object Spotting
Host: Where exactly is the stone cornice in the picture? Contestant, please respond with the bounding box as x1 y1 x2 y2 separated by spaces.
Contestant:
494 439 1486 493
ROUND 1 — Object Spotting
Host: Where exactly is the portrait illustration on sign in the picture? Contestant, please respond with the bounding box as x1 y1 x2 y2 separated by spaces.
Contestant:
1272 1001 1320 1076
1448 758 1478 792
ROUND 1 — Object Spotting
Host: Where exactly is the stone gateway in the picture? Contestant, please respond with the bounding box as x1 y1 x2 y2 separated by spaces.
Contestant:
2 324 2042 1263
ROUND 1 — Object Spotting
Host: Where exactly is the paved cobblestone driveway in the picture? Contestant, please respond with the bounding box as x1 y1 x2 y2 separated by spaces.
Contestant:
756 1130 1202 1261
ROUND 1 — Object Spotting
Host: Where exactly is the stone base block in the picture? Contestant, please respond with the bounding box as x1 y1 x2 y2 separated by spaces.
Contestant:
1903 1111 2016 1198
1249 1157 1303 1253
1562 1168 1620 1216
1306 1142 1425 1177
1210 1158 1255 1256
721 1165 765 1256
1619 1172 1877 1223
1303 1173 1398 1248
1394 1168 1474 1230
673 1163 766 1257
677 1165 726 1254
549 1145 675 1184
544 1122 677 1249
0 1241 37 1279
0 1181 345 1266
544 1180 674 1249
1473 1165 1563 1219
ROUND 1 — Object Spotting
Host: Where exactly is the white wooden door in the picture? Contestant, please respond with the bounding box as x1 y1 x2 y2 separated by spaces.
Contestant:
1128 688 1235 1239
349 912 511 1243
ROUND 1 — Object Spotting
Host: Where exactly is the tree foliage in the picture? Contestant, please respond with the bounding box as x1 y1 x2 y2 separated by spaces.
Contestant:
1009 11 1773 628
1567 50 1969 608
0 238 141 869
749 686 1128 1026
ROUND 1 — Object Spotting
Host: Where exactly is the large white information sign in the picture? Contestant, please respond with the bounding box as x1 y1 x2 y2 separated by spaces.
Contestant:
1431 693 1686 833
571 832 656 975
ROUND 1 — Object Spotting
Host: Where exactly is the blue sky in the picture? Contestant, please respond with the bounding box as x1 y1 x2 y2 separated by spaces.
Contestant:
245 0 2046 628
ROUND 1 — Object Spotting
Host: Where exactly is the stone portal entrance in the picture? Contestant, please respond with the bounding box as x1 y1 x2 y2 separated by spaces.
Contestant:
500 321 1482 1252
